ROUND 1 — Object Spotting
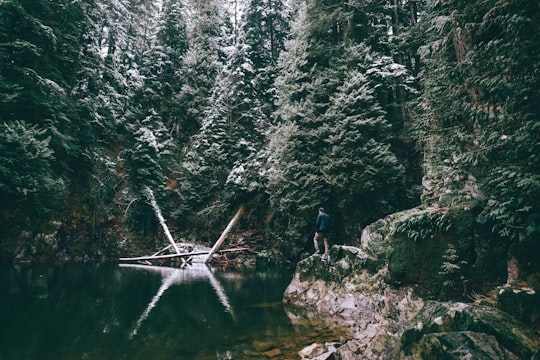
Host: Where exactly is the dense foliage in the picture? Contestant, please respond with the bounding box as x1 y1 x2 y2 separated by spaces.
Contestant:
0 0 537 273
412 0 540 276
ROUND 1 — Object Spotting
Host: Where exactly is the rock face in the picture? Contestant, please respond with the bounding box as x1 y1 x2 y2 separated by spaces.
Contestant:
284 224 540 359
383 206 509 299
284 245 423 359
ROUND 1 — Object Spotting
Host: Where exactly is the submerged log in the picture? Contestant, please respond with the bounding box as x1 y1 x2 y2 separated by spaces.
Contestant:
119 247 249 262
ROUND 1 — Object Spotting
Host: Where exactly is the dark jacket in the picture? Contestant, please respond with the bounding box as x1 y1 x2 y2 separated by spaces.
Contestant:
316 212 331 233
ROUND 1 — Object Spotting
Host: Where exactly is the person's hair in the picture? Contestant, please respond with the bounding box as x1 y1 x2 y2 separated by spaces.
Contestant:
319 207 325 212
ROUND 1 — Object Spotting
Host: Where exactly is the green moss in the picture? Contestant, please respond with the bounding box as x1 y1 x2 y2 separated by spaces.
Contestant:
387 206 507 299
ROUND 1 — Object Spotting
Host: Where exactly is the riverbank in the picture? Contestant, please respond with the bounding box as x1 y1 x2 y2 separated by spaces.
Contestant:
285 248 539 359
282 207 540 359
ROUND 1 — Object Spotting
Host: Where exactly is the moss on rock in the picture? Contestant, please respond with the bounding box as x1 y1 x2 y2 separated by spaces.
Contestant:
386 206 507 299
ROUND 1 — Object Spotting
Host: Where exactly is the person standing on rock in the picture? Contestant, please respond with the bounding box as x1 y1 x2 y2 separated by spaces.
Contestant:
313 207 331 260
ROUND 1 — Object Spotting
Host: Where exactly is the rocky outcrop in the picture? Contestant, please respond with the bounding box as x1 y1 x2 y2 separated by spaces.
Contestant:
384 206 509 299
285 242 540 359
284 244 422 359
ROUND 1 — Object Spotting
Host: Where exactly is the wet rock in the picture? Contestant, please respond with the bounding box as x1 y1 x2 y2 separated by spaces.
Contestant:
332 340 363 360
285 245 425 358
263 348 282 358
299 343 325 359
497 282 540 329
401 301 540 359
414 331 520 360
361 332 401 360
284 212 540 359
284 246 423 327
386 206 507 299
253 340 274 352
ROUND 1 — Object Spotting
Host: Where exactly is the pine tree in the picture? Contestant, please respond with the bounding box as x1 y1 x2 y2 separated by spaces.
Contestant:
243 0 291 117
154 0 188 137
174 0 232 143
263 0 416 251
0 121 67 219
322 62 407 222
126 110 173 192
0 0 92 213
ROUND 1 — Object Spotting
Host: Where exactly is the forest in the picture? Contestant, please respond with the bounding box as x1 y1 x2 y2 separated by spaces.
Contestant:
0 0 538 281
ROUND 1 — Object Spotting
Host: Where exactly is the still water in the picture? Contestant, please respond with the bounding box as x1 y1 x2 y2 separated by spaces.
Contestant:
0 263 345 359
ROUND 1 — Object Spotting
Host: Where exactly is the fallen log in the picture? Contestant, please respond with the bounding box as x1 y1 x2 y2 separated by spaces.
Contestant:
204 206 244 263
119 247 250 262
143 186 181 254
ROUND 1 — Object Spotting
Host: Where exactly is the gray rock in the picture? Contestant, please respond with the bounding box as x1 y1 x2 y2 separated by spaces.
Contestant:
414 331 520 360
285 244 540 359
401 301 539 359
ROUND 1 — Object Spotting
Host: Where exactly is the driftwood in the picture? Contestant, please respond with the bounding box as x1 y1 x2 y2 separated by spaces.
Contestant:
119 247 249 262
204 206 244 263
119 196 247 265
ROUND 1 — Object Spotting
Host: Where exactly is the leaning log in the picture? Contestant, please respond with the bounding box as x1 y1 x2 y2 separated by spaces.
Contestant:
143 186 181 254
204 206 244 263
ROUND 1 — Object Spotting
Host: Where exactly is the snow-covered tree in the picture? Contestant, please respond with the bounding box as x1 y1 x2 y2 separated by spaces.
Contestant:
322 65 407 222
257 0 420 255
413 0 540 276
125 110 174 193
174 0 233 144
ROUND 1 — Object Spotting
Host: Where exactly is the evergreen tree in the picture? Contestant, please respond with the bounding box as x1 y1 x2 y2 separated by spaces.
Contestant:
0 0 92 219
322 63 408 223
413 0 539 274
176 40 263 224
0 121 67 220
171 0 239 228
126 110 173 192
242 0 290 117
154 0 188 137
174 0 232 143
263 0 417 254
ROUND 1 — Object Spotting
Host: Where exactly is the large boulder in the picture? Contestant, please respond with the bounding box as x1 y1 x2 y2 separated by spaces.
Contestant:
385 206 508 299
411 331 520 360
284 246 424 325
285 245 425 359
401 301 540 359
496 282 540 332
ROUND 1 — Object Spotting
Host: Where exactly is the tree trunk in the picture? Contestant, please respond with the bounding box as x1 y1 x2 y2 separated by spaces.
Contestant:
204 206 244 263
144 186 181 254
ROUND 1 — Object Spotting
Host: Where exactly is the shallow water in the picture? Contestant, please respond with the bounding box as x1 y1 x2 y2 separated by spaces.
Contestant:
0 262 347 359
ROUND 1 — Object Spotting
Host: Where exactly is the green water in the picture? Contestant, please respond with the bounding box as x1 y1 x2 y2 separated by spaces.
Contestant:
0 263 345 359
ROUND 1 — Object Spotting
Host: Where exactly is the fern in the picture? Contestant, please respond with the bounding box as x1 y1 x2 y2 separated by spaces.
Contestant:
439 244 467 291
392 210 452 242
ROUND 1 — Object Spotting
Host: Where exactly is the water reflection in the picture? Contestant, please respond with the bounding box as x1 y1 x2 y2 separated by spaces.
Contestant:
0 263 348 360
121 263 233 337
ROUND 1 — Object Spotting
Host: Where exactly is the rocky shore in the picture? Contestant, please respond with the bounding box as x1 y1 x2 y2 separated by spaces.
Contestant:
282 208 540 359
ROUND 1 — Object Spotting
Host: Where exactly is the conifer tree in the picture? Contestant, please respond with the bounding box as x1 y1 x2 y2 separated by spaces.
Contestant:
264 0 416 252
243 0 290 117
174 0 231 143
0 0 91 218
126 110 173 192
154 0 188 137
413 0 539 275
322 63 407 222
